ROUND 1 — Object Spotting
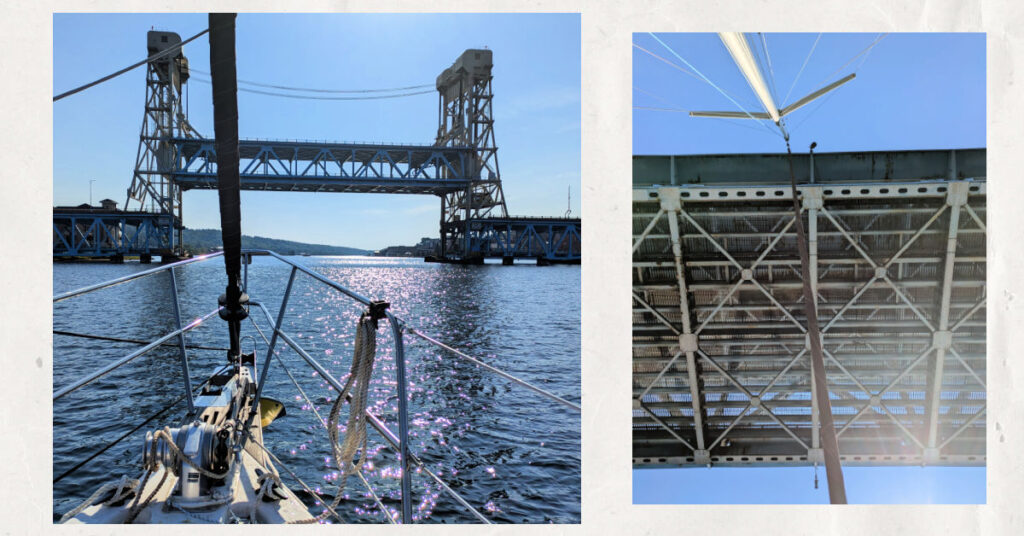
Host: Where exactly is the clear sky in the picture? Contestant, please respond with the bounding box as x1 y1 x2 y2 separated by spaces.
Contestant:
53 13 581 250
632 32 986 504
633 32 985 154
634 466 986 504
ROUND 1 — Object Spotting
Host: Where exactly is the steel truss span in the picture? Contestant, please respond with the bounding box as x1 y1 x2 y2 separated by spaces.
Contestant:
632 179 986 468
464 217 581 262
169 138 476 194
53 212 175 257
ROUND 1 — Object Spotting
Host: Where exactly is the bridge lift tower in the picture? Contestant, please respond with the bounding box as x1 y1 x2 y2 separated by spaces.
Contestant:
434 49 509 259
124 31 200 256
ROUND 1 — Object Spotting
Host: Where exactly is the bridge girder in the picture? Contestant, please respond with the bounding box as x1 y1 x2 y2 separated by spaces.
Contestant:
53 212 175 257
633 178 986 468
168 138 476 194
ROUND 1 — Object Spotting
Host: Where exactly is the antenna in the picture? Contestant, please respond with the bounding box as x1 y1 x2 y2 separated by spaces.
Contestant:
565 185 572 218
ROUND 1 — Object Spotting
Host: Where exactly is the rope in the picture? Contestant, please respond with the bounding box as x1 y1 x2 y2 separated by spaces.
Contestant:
295 314 377 523
153 426 233 480
54 368 226 486
125 470 169 523
242 429 345 523
58 476 140 523
119 422 232 523
247 315 395 524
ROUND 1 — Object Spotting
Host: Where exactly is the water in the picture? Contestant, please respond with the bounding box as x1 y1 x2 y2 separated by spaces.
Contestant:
52 255 581 523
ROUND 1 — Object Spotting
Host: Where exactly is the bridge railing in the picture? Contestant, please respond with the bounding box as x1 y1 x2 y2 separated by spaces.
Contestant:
53 250 581 523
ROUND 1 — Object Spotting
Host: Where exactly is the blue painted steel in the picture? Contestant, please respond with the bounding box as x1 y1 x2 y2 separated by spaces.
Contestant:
52 212 175 257
170 138 475 194
465 217 581 261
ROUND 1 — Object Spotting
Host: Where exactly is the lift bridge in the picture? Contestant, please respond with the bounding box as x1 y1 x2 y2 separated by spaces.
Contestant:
633 149 986 469
53 31 580 264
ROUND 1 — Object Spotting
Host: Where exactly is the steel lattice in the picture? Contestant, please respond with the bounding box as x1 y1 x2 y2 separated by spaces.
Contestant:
633 177 986 468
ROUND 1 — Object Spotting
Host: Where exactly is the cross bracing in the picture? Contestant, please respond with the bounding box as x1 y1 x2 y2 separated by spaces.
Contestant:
53 212 175 257
465 216 581 261
168 138 476 194
632 154 985 469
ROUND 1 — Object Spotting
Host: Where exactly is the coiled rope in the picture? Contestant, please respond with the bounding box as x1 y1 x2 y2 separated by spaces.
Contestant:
246 315 395 523
293 313 377 523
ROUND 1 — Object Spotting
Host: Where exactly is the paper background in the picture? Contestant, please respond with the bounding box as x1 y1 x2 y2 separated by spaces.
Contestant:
4 1 1020 533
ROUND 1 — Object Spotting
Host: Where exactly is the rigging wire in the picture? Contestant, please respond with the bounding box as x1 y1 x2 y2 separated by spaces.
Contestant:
632 43 705 84
788 33 882 136
709 115 786 135
633 41 750 110
758 33 781 105
53 329 229 352
815 33 888 89
190 76 434 100
646 33 781 138
52 368 225 484
633 106 690 113
53 28 210 102
633 85 684 108
782 32 822 106
188 67 432 94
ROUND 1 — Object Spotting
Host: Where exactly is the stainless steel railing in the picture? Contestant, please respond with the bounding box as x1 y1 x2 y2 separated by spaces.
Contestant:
53 250 580 523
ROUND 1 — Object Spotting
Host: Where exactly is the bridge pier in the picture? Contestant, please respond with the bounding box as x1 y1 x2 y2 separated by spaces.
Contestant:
110 254 124 264
502 256 514 266
140 253 152 264
160 252 187 264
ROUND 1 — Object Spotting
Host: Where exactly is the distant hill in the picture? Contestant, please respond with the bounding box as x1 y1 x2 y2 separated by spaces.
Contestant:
182 228 370 256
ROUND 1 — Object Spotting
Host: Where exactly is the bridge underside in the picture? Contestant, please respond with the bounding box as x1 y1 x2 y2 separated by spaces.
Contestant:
53 211 177 258
170 138 473 195
633 177 986 469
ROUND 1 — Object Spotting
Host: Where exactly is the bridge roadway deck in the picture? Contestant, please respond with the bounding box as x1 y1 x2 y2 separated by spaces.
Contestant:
167 137 475 194
633 150 986 469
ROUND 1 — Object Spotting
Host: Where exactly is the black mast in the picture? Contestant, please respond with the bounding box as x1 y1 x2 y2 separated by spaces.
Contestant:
209 13 247 359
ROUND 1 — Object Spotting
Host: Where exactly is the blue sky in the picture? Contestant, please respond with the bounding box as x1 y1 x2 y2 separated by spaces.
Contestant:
53 13 580 250
632 33 986 504
634 466 986 504
633 32 985 154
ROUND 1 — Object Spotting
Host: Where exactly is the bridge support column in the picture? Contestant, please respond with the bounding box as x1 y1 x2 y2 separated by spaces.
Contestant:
502 256 514 266
140 253 152 264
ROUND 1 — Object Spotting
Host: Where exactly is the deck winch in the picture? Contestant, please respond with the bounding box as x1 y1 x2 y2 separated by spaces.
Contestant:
144 421 233 500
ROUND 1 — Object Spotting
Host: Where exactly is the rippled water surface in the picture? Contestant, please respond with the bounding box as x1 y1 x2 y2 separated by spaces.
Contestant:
53 256 580 523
